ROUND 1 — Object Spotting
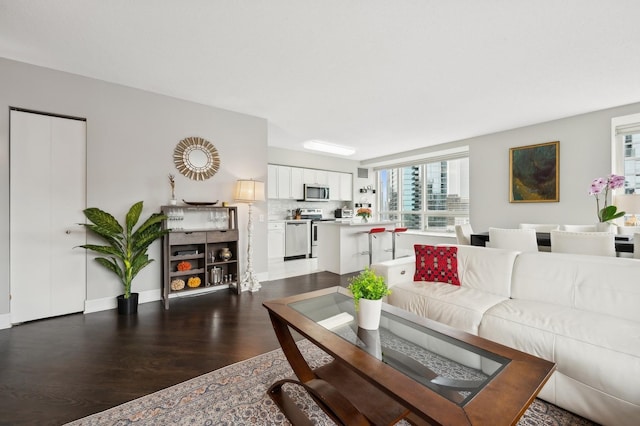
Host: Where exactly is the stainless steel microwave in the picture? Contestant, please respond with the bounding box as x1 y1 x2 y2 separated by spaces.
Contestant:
304 184 330 201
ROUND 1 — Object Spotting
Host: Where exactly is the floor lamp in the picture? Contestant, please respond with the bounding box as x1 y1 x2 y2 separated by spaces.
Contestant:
235 179 265 292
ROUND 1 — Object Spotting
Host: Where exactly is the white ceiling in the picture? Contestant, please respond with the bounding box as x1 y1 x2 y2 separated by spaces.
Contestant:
2 0 640 161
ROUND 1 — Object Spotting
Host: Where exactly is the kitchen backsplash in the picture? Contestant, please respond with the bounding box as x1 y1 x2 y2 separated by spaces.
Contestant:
268 199 351 220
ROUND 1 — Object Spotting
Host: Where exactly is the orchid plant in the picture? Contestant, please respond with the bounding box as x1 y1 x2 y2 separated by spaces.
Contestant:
589 174 626 223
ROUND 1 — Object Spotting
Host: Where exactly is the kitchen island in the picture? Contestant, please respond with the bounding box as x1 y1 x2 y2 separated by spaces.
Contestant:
316 220 397 274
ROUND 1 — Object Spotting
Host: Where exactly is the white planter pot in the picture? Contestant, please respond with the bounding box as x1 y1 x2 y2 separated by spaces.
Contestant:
596 222 615 232
357 298 382 330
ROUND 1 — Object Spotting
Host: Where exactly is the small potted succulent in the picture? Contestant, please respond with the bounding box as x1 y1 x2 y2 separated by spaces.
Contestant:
347 268 391 330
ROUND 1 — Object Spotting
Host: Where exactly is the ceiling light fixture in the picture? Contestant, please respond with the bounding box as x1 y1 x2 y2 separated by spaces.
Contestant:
303 140 356 156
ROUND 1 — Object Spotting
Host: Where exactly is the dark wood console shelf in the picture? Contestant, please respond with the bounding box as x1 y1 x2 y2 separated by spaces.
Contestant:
161 205 240 309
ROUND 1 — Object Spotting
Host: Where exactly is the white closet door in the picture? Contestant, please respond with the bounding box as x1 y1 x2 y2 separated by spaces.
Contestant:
10 110 86 323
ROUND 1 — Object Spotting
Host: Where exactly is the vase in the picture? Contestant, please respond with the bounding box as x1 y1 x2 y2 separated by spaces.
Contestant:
219 247 232 261
596 222 615 233
357 298 382 330
362 216 368 223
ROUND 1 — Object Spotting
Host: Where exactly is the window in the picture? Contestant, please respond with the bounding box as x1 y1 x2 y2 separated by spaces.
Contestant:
612 113 640 194
376 152 469 232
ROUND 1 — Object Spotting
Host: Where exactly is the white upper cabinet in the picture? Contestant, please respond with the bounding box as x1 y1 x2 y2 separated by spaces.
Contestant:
268 164 278 199
303 168 328 185
290 167 304 199
327 172 341 200
277 166 292 199
269 165 351 200
340 172 353 201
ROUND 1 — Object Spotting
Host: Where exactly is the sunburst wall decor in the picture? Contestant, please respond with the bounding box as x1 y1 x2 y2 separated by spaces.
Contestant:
173 136 220 181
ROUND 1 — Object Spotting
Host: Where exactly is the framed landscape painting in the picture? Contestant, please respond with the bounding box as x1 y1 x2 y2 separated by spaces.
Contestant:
509 141 559 202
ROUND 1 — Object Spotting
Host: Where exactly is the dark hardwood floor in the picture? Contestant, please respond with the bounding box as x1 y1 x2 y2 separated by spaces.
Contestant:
0 272 353 426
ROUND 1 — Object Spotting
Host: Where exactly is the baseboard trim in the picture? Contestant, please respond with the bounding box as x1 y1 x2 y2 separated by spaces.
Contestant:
84 289 162 314
0 313 12 330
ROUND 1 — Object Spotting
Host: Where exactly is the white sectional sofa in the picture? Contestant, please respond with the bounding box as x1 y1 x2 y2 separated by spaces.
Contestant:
372 244 640 426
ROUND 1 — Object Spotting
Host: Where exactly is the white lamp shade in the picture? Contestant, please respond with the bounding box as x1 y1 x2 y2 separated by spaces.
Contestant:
234 180 265 203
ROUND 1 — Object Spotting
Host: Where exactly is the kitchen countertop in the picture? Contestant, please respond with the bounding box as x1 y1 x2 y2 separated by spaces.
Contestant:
316 220 394 226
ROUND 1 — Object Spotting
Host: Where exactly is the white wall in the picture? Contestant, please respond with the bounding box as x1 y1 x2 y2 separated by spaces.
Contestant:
0 58 268 319
363 102 640 232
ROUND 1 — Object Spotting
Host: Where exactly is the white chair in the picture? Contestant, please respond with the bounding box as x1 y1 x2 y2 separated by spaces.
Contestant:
617 225 640 235
550 230 616 257
488 227 538 252
635 233 640 260
561 224 597 232
519 223 560 232
454 223 473 245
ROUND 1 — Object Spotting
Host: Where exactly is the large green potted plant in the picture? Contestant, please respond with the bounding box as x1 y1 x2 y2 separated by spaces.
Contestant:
347 267 391 330
78 201 169 314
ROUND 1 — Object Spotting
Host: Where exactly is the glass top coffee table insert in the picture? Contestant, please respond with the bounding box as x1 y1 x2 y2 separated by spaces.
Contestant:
290 291 509 406
264 286 555 425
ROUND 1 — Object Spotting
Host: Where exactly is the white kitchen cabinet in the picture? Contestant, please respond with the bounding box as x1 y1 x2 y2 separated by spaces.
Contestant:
339 172 353 201
303 168 328 185
268 222 286 259
268 164 278 199
327 171 353 201
327 172 341 201
277 166 292 199
290 167 304 199
269 164 349 200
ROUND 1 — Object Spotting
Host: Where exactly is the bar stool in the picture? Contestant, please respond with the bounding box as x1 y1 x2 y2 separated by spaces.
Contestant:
387 227 408 259
361 227 387 266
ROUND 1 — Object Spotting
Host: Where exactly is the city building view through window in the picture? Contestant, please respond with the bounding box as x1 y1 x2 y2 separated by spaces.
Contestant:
623 133 640 194
377 155 469 232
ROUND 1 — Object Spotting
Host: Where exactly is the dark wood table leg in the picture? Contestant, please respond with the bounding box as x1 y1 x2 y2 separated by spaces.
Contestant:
267 312 371 425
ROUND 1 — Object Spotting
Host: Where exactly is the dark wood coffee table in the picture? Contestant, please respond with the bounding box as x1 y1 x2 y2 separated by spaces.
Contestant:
263 286 555 425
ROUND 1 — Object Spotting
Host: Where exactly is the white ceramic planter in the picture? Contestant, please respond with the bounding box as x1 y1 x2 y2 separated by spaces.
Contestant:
357 298 382 330
596 222 615 232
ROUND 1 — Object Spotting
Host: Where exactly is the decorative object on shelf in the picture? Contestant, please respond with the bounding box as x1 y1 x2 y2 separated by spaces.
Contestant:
168 174 177 205
173 136 220 181
235 179 266 292
218 247 232 261
187 276 201 288
210 267 222 285
77 201 170 315
170 279 185 291
347 268 391 330
182 200 219 206
356 207 372 223
509 141 559 203
176 261 191 271
590 174 626 225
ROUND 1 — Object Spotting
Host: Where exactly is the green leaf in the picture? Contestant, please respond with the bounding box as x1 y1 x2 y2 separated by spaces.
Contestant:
83 208 123 235
125 201 144 235
599 205 626 223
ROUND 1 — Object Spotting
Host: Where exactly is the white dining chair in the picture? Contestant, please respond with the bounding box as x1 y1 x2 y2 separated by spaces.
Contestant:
455 223 473 245
617 225 640 235
550 230 616 257
561 224 597 232
634 233 640 260
519 223 560 232
488 227 538 252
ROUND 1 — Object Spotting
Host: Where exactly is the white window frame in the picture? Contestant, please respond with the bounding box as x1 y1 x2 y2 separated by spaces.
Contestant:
375 149 469 233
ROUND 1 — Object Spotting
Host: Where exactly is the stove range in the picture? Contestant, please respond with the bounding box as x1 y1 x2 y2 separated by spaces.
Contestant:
299 209 335 258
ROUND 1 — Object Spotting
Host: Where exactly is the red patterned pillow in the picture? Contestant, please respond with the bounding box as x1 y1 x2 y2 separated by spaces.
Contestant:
413 245 460 286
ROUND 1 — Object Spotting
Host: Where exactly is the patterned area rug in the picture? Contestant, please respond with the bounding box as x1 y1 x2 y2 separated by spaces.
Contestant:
66 339 596 425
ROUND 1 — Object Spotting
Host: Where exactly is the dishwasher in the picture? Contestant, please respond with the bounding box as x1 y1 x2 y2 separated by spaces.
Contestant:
285 221 308 260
